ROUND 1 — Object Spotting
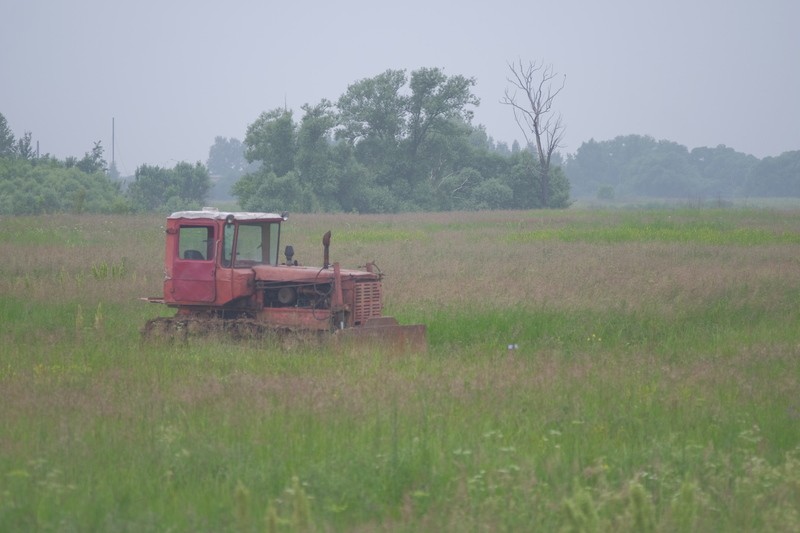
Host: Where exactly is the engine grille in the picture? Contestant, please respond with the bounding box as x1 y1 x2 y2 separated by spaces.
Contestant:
354 281 383 325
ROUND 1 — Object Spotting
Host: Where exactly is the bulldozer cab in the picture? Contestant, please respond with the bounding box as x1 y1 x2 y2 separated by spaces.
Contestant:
163 209 285 305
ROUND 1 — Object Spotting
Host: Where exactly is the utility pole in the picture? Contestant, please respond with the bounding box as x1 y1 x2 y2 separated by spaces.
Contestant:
112 117 115 166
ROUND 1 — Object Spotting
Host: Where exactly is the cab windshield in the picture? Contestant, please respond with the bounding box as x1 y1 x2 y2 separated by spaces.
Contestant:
224 221 280 267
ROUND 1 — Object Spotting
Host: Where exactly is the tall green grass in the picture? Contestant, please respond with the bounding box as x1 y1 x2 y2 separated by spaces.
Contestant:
1 209 799 531
508 210 800 245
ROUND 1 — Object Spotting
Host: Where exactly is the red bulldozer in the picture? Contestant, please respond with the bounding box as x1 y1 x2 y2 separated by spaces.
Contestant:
142 208 426 350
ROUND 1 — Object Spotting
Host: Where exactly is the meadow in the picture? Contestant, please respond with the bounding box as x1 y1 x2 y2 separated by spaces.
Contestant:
1 208 799 532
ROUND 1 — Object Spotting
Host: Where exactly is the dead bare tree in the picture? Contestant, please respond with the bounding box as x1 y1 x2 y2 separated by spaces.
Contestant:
502 59 566 207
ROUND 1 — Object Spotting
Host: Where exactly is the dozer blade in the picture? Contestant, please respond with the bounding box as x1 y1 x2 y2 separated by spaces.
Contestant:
334 317 427 353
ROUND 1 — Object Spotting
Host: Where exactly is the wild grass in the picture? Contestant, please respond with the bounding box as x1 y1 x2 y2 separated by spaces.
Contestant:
1 208 799 531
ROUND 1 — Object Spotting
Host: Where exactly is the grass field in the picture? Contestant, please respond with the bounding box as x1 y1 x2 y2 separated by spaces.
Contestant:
1 208 799 531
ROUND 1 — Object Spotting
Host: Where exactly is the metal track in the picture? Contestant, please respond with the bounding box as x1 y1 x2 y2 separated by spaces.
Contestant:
141 316 326 347
141 316 427 352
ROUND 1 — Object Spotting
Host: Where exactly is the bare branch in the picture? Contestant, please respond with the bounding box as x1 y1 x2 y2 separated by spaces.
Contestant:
451 175 471 197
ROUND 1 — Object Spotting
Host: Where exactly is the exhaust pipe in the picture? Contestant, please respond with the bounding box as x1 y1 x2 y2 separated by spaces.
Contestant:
322 230 331 269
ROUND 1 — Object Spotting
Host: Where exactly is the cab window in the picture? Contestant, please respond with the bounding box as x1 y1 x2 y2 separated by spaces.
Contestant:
223 222 235 266
179 226 214 261
226 222 280 267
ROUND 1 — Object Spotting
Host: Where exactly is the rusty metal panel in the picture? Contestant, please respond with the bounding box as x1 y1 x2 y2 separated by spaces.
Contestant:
354 281 383 325
259 308 332 330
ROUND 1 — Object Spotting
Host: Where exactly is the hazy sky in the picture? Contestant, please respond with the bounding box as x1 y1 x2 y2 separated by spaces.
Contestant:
2 0 798 176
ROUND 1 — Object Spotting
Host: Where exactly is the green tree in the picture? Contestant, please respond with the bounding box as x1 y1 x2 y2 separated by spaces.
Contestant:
744 151 800 197
295 100 341 210
173 161 211 204
335 67 480 204
207 136 250 177
244 109 296 176
126 162 209 212
0 156 126 215
505 149 570 208
76 141 107 174
410 116 480 208
206 136 253 200
406 67 479 161
505 149 539 208
690 144 758 196
565 135 715 199
127 164 174 211
563 138 621 197
0 112 14 157
436 167 481 210
547 166 572 207
107 161 120 181
337 69 407 145
402 69 479 197
472 177 514 210
329 144 377 213
15 131 35 160
336 69 408 190
233 170 312 213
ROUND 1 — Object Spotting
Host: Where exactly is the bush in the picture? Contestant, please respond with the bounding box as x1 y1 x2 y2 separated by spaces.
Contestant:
0 157 125 215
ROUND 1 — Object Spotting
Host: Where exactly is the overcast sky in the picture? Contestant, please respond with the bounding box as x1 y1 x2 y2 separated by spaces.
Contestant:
2 0 797 175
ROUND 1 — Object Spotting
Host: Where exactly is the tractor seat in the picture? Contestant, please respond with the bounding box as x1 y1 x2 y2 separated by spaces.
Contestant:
183 249 205 260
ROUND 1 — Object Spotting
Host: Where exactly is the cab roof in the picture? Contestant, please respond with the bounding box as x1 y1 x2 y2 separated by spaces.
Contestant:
168 208 286 222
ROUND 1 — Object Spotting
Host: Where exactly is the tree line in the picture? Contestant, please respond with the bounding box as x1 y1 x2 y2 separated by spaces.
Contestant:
3 64 800 216
0 65 570 215
0 113 125 215
0 112 211 214
565 134 800 201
